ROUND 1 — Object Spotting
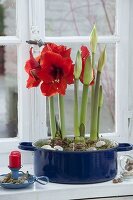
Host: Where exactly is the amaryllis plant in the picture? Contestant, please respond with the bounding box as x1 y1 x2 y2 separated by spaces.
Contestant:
25 25 107 150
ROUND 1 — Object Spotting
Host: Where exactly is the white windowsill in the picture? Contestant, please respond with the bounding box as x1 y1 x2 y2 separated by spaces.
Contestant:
0 164 133 200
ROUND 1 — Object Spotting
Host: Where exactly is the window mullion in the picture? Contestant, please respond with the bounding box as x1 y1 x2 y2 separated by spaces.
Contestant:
44 35 120 44
115 0 130 141
17 0 31 141
28 0 47 141
0 36 21 45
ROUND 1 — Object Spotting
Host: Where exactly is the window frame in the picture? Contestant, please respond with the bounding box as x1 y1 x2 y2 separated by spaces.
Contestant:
0 0 30 154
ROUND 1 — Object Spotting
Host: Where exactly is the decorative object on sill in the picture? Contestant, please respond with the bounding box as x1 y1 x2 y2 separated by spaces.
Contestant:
112 155 133 183
0 172 49 189
19 25 133 184
112 176 123 184
0 151 49 189
120 155 133 180
9 151 21 169
8 151 22 180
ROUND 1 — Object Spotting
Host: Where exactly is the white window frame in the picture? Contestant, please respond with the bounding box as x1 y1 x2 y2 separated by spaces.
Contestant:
0 0 31 155
0 0 130 160
0 0 47 164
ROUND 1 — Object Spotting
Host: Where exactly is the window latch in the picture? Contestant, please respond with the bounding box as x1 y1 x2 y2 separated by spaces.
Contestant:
26 39 45 47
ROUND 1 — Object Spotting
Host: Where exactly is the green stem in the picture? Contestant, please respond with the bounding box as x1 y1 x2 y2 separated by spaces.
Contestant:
92 52 95 69
74 79 80 138
80 84 89 137
97 106 101 139
90 71 101 141
90 52 95 128
58 94 66 138
49 96 56 138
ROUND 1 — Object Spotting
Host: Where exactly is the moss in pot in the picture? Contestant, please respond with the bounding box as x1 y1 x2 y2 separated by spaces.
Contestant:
34 137 118 152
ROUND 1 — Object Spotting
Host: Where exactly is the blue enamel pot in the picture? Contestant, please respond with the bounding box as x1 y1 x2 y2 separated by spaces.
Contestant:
18 142 133 184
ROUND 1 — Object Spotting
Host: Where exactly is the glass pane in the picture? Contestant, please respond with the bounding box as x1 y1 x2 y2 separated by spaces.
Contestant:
0 0 16 36
46 43 115 135
45 0 116 36
0 45 17 138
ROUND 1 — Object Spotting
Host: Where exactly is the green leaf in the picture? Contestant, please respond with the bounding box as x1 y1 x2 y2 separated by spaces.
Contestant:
98 85 103 107
98 47 106 72
74 50 82 79
83 56 93 85
90 25 98 53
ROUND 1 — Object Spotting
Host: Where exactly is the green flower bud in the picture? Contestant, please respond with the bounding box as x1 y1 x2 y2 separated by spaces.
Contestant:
83 56 93 85
74 50 82 79
90 25 98 53
98 47 106 72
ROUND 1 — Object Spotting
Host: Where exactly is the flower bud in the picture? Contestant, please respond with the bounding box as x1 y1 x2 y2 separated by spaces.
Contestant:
98 47 106 72
74 50 82 79
90 25 98 53
83 56 93 85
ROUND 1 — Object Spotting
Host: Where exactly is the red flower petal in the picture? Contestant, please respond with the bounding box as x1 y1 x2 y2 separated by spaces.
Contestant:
41 52 72 76
40 82 58 97
25 48 40 73
66 64 74 84
81 46 90 60
25 48 41 88
26 75 40 88
41 43 71 58
57 78 67 95
40 78 67 97
37 68 54 83
25 60 32 74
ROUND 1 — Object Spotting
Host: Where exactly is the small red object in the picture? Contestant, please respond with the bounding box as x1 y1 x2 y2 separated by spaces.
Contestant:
9 151 21 169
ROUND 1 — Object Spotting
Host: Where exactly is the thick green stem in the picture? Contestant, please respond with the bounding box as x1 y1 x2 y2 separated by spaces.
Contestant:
49 96 56 138
97 106 101 139
80 84 89 137
74 79 80 138
90 71 101 141
58 94 66 138
90 52 95 123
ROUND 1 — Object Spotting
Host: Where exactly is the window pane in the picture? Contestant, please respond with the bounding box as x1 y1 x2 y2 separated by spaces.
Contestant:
0 0 16 36
45 0 116 36
46 44 115 135
0 45 17 138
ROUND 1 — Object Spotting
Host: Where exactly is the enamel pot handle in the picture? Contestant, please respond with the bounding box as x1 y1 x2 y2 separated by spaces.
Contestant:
117 143 133 152
35 176 49 185
18 142 36 151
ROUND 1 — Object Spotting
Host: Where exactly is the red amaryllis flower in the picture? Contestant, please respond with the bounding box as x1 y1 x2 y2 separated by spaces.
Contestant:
25 48 41 88
37 44 74 96
41 43 71 58
80 46 94 86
